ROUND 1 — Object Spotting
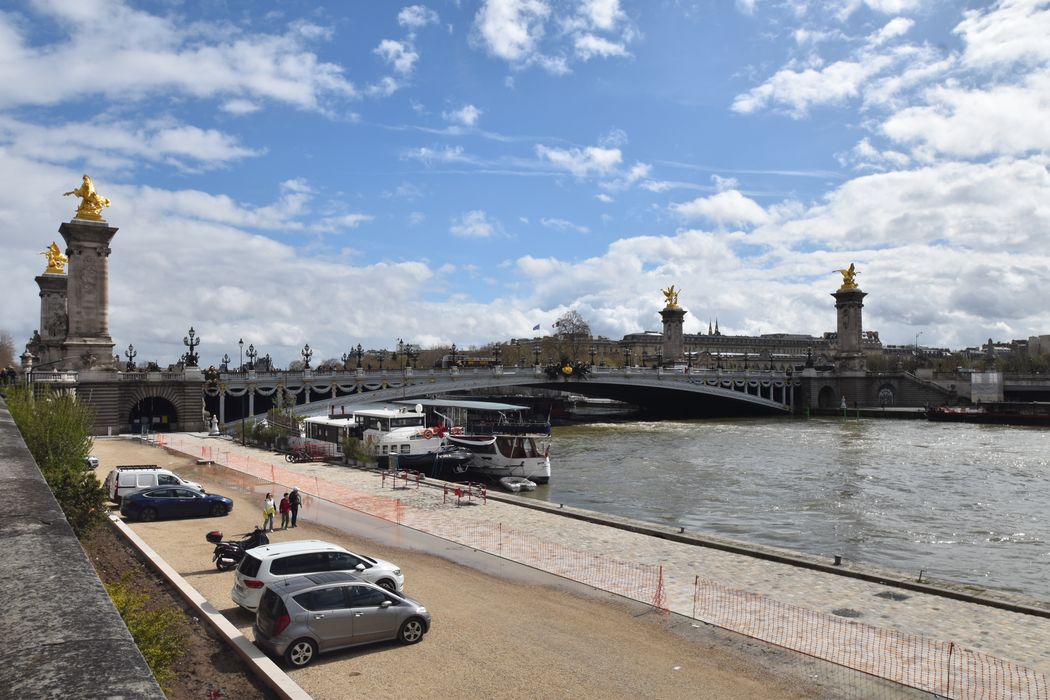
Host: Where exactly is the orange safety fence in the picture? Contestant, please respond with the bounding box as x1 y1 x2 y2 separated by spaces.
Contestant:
691 578 1049 700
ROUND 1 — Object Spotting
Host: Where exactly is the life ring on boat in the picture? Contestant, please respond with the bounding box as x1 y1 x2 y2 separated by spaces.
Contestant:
451 426 464 436
423 429 434 439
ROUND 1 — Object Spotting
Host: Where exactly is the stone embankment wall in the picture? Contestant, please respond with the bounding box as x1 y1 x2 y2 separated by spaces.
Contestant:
0 397 163 698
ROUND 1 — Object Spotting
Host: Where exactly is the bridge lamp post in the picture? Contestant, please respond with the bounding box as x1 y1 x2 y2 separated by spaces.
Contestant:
341 350 353 370
246 343 257 370
397 338 404 370
534 343 541 367
450 344 457 368
221 353 230 371
238 339 245 445
589 345 596 367
355 344 363 369
301 344 313 370
183 326 200 367
493 343 501 366
125 343 137 372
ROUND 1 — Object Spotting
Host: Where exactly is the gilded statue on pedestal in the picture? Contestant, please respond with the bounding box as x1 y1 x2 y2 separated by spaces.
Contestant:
662 285 681 308
64 174 111 221
39 242 67 274
836 263 859 290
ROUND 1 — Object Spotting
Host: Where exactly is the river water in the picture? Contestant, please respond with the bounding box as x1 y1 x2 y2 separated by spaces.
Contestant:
528 417 1050 602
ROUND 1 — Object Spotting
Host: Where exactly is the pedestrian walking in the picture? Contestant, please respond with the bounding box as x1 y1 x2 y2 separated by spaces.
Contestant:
262 492 276 532
289 486 302 527
279 492 291 530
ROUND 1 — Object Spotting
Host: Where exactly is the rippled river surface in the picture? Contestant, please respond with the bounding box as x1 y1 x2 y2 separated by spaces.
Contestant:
528 417 1050 601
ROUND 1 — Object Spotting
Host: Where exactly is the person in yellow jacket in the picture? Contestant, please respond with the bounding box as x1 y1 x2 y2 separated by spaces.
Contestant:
262 492 277 532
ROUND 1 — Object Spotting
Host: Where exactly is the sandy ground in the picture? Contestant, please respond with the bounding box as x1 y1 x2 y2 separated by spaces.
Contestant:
93 438 924 700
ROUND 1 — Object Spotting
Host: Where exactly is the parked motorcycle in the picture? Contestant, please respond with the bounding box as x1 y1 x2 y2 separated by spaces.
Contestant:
207 528 269 571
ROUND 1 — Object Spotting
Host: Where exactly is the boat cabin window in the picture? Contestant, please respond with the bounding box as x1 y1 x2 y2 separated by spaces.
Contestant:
391 416 425 429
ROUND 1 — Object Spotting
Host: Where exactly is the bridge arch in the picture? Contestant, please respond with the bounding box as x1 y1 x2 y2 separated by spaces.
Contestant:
126 386 182 433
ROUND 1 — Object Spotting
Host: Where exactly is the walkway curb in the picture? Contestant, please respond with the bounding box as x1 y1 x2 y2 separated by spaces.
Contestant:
108 515 312 700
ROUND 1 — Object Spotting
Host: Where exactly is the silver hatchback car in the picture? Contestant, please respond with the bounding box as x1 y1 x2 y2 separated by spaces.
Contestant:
253 571 431 668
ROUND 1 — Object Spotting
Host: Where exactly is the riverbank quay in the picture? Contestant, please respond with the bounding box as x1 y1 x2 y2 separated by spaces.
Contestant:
158 433 1048 698
93 438 883 700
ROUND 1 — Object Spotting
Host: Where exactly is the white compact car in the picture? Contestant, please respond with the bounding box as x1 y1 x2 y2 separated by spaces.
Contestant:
231 540 405 612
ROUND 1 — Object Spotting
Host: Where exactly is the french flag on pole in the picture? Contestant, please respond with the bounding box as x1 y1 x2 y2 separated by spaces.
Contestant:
532 323 541 331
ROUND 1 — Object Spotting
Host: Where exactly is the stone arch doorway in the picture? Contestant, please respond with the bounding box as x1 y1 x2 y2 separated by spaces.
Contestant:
877 384 896 407
129 396 178 433
817 385 838 409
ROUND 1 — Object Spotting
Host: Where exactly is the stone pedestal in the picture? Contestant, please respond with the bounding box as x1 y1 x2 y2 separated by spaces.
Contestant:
58 219 118 369
34 273 68 367
832 287 867 373
660 306 687 364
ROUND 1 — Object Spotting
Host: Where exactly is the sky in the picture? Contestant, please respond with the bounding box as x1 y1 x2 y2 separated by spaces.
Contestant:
1 0 1048 367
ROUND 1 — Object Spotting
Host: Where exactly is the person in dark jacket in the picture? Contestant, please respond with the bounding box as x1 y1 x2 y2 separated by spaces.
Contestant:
289 487 302 527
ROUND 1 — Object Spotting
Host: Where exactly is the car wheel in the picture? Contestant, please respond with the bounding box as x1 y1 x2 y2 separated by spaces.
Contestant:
139 507 157 522
284 638 317 668
210 503 227 517
398 618 425 644
376 579 396 592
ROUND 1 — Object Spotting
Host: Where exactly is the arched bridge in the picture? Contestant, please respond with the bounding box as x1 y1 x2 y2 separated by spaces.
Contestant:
207 366 799 424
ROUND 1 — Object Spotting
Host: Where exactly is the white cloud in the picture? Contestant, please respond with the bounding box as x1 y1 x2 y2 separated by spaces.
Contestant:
443 104 483 126
540 217 590 233
574 34 628 60
367 77 402 97
956 0 1050 68
399 5 440 30
870 17 914 46
670 190 770 227
451 210 500 237
595 193 614 203
881 72 1050 159
374 39 419 75
0 4 356 111
221 99 261 115
536 144 622 177
473 0 551 64
310 213 374 233
403 144 474 164
0 115 262 172
732 57 889 116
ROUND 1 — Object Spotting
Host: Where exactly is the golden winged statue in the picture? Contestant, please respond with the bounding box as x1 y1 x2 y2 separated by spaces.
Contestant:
662 285 681 308
40 242 67 274
64 174 111 221
836 263 859 290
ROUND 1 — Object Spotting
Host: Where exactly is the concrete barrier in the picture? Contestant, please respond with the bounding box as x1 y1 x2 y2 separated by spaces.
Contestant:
0 397 165 699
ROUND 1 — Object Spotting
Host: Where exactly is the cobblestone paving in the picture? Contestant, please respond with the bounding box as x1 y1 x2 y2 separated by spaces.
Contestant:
174 433 1050 679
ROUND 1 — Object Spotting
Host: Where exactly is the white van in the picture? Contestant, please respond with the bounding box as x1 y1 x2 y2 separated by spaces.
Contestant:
104 465 204 503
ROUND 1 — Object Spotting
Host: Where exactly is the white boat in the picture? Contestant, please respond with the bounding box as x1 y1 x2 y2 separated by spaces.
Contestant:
394 399 552 484
303 404 444 460
499 476 537 492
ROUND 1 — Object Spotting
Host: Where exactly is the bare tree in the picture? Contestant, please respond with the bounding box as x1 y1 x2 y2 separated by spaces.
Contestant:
553 310 591 360
0 330 15 369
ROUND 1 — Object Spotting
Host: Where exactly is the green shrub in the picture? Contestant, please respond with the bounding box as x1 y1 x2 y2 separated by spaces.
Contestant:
105 575 186 690
4 385 108 537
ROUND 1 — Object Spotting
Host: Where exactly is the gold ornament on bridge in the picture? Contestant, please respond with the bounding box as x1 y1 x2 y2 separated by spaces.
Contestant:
40 242 68 274
63 174 111 221
662 285 681 309
836 263 859 290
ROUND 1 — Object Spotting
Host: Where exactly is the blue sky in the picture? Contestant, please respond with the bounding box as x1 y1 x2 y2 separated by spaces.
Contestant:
2 0 1049 366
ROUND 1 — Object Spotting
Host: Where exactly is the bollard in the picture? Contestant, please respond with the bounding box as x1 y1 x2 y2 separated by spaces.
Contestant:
833 555 842 566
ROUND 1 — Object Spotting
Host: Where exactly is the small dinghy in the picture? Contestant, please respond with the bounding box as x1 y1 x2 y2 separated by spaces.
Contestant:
499 476 537 492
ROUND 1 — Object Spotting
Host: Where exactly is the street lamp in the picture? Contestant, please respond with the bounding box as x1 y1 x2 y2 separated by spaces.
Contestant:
534 343 541 366
301 343 313 369
342 349 353 370
378 349 386 371
590 344 596 366
238 338 245 446
450 343 457 368
124 343 137 371
397 338 404 370
221 353 230 371
355 343 363 369
183 327 200 367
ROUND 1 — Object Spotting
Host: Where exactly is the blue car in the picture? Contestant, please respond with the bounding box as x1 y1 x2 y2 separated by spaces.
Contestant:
120 486 233 522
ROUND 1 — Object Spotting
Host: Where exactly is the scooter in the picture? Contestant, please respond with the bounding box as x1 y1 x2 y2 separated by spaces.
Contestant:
207 528 269 571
